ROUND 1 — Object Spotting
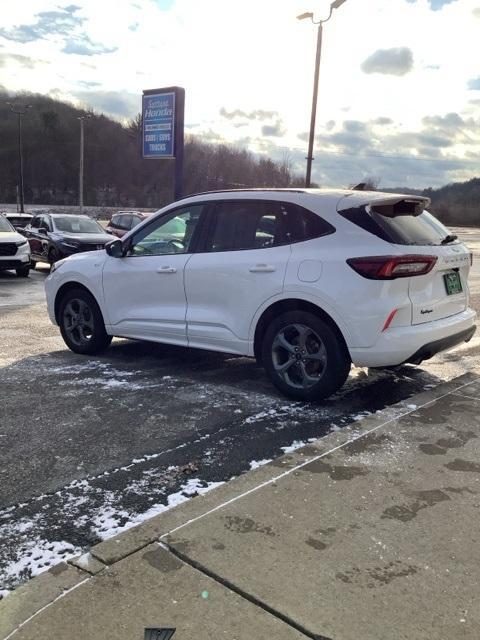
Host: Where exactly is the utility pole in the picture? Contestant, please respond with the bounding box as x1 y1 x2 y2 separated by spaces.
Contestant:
7 103 32 213
297 0 347 187
78 116 88 215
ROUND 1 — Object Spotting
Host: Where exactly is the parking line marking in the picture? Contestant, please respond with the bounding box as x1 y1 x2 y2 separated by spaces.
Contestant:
451 391 480 401
161 376 480 541
3 578 89 640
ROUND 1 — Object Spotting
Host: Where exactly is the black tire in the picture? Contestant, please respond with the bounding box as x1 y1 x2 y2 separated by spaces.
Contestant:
48 247 60 265
58 288 112 355
30 259 37 269
261 311 351 401
16 265 30 278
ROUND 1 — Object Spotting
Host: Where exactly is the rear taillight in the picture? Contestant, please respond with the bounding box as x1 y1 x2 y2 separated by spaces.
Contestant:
347 255 437 280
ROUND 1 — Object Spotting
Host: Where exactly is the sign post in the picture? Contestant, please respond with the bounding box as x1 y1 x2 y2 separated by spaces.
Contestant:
142 86 185 200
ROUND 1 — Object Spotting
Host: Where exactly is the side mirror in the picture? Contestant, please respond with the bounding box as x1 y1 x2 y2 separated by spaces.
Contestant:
105 239 124 258
38 227 48 236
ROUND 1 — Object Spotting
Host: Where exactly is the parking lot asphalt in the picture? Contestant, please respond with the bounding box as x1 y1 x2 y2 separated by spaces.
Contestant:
1 227 479 594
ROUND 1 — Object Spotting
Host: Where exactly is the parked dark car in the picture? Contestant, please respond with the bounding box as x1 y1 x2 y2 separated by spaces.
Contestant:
106 211 151 238
1 213 33 235
24 213 113 266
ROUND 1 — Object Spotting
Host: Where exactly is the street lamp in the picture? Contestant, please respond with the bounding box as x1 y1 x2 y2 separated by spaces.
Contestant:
6 102 32 213
78 115 91 215
297 0 347 187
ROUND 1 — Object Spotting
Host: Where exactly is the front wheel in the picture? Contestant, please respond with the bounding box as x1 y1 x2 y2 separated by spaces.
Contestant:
58 288 112 354
261 311 351 401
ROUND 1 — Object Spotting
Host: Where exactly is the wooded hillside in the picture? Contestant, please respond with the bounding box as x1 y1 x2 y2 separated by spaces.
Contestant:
0 90 478 226
0 91 301 208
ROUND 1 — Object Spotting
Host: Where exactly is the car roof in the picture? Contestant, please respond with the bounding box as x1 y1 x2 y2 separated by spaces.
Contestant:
48 213 93 219
174 188 430 212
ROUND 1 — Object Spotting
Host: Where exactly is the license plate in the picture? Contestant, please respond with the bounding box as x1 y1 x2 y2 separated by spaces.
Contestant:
444 271 462 295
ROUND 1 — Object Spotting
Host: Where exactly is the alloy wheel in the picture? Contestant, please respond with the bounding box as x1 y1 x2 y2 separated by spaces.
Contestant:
271 323 327 390
62 298 95 347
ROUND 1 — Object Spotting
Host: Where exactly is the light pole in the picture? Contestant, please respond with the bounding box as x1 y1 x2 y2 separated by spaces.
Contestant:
78 115 91 215
297 0 347 187
7 102 32 213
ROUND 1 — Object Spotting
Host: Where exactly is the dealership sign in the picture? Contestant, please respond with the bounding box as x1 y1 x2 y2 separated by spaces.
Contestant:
142 91 175 158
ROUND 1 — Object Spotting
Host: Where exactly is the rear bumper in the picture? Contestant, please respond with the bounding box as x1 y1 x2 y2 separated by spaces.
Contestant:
349 307 477 367
404 325 476 365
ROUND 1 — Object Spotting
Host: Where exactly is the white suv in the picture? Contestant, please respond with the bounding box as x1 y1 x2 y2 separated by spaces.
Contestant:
45 189 476 400
0 214 31 277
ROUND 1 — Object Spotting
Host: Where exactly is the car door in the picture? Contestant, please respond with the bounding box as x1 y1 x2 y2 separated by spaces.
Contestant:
184 200 291 355
25 215 41 257
37 215 52 261
102 204 205 344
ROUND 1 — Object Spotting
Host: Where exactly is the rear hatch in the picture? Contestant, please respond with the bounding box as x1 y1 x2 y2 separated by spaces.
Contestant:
339 193 471 325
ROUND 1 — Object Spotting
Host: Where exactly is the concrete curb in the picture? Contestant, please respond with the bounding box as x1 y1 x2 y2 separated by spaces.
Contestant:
1 371 478 639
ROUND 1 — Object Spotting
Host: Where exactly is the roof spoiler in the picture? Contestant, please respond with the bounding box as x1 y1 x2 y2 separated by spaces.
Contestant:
338 192 430 217
368 196 430 217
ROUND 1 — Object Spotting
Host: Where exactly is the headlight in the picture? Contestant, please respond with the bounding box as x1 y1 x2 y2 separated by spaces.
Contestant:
50 259 66 273
15 240 28 247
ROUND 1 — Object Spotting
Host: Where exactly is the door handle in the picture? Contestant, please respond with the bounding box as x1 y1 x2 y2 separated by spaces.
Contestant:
157 266 177 274
249 264 276 273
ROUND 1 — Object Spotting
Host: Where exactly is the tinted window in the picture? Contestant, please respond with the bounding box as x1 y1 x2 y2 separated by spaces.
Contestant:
130 205 203 256
39 216 51 231
207 201 288 252
131 215 143 229
339 205 453 246
121 215 133 230
0 216 13 232
31 216 41 229
288 204 335 243
53 216 104 234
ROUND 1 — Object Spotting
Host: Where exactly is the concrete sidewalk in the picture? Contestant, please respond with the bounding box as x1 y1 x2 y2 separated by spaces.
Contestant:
1 373 480 640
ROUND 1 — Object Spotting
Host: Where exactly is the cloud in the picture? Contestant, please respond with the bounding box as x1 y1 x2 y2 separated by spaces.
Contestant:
62 37 117 56
373 117 393 125
422 112 464 131
0 6 83 43
361 47 414 76
0 53 40 69
73 90 140 119
220 107 278 121
261 121 286 137
0 5 115 57
406 0 456 10
468 77 480 90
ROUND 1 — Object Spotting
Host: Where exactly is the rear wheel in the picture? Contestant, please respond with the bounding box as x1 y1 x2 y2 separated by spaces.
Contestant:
16 265 30 277
261 311 351 401
58 288 112 354
48 247 61 265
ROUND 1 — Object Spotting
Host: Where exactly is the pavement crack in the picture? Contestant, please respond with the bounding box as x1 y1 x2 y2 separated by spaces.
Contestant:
159 541 332 640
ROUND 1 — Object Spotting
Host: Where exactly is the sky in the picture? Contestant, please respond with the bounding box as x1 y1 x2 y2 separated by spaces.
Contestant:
1 0 479 189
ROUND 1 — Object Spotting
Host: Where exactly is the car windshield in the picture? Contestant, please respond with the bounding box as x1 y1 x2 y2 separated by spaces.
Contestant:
53 216 104 234
0 216 14 232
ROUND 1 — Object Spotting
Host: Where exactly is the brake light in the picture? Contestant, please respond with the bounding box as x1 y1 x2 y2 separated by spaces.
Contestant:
347 255 437 279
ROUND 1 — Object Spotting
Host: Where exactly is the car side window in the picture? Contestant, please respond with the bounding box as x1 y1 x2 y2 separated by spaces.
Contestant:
287 204 335 243
130 205 203 256
206 201 288 252
131 215 142 229
121 215 133 230
39 216 51 231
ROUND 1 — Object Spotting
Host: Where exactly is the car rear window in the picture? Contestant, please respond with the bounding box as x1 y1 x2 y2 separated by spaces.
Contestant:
338 205 453 246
